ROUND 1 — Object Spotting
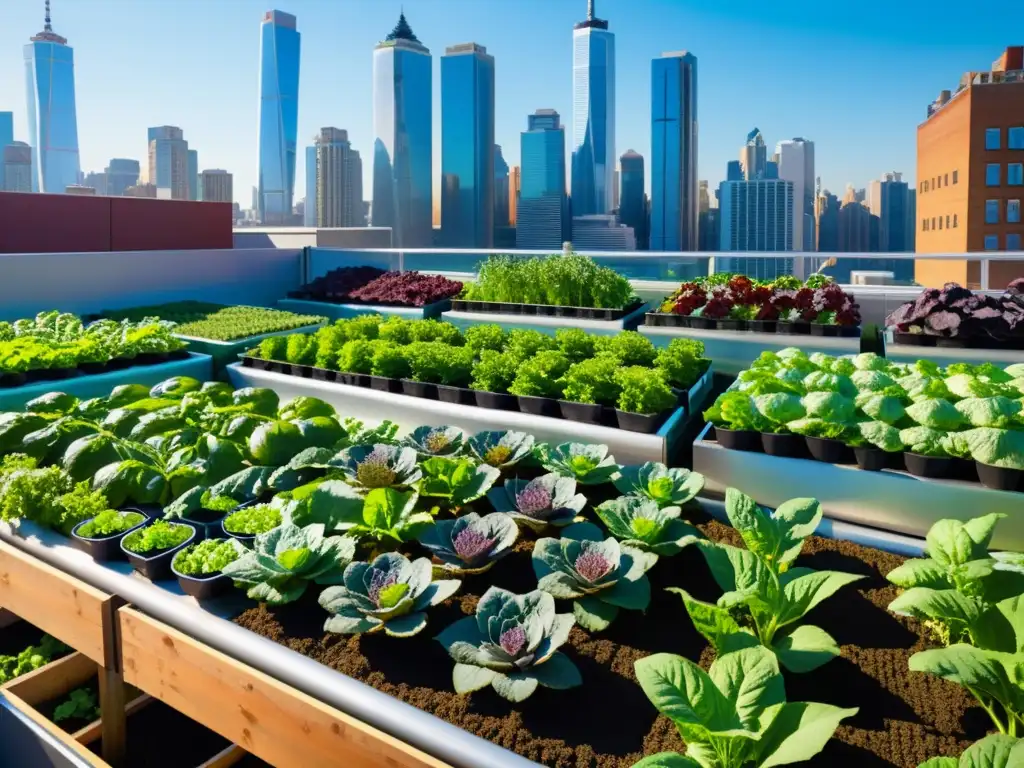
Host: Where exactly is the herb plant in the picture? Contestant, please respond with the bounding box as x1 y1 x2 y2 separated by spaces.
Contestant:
633 647 858 768
76 510 144 538
96 302 325 341
533 522 655 631
0 635 68 684
173 539 245 576
122 520 193 554
436 586 582 702
319 552 461 637
676 489 865 672
53 688 100 724
223 503 281 536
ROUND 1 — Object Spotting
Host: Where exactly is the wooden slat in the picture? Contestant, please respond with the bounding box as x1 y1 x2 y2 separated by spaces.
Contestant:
197 745 247 768
73 694 150 746
118 607 450 768
3 650 96 704
0 541 112 665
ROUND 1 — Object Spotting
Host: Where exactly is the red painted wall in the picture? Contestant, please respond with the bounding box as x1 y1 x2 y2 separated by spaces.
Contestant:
0 192 233 253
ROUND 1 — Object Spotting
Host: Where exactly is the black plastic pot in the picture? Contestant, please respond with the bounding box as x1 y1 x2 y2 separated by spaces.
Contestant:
368 375 400 393
134 352 169 366
951 457 978 482
244 357 272 371
133 504 165 519
689 316 716 330
121 522 196 581
180 509 227 542
853 447 892 472
401 379 438 399
810 324 840 337
903 452 953 479
70 510 148 561
748 320 778 334
976 462 1024 492
558 400 604 424
713 426 763 452
106 357 134 371
310 366 336 382
0 372 27 388
716 319 747 332
221 518 257 548
892 332 936 347
777 322 811 335
644 313 690 328
337 372 371 388
474 390 518 410
287 363 312 378
805 437 854 464
517 395 560 418
761 432 805 457
615 409 669 434
172 552 234 601
266 361 287 374
436 385 472 404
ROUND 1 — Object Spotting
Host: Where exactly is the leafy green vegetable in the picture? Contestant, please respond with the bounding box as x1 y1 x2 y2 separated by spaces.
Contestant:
916 735 1024 768
76 510 144 539
403 425 467 458
418 456 500 508
172 538 245 576
561 355 622 405
508 350 570 399
417 512 518 574
487 474 586 531
436 586 581 702
596 496 702 556
467 430 535 469
223 503 281 536
633 647 857 768
538 442 619 485
612 463 704 507
53 687 100 724
319 552 461 637
616 367 678 414
122 520 192 554
0 635 68 684
300 483 434 545
332 444 422 490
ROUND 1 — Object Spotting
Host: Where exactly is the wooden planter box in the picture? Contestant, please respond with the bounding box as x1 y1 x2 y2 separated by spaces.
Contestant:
3 650 246 768
117 606 447 768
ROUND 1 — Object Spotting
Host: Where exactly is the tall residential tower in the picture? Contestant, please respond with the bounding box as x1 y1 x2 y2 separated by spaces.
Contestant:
441 43 495 247
24 0 80 193
315 128 363 228
650 51 698 251
775 138 816 258
571 0 615 216
257 10 300 225
371 13 432 247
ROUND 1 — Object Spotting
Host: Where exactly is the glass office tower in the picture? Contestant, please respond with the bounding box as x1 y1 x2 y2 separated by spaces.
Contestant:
650 51 698 251
517 109 567 249
304 143 317 226
24 2 80 193
441 43 495 247
257 10 300 225
0 113 13 151
571 0 615 216
619 150 647 249
371 13 432 247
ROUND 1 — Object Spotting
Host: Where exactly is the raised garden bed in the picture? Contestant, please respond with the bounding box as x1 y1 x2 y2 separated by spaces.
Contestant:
450 298 646 322
884 333 1024 368
278 297 453 321
441 303 650 336
645 311 861 337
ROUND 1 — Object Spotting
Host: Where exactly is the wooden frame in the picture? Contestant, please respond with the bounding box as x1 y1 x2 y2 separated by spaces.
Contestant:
118 607 450 768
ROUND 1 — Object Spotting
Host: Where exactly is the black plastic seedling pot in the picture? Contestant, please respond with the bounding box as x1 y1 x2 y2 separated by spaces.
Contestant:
70 510 148 561
120 522 197 581
516 395 560 418
436 385 473 405
558 400 604 424
903 452 953 479
975 462 1023 492
221 518 257 548
853 447 892 472
474 390 518 410
180 509 227 542
805 437 854 464
713 426 762 452
171 554 234 601
401 379 438 399
761 432 805 458
614 409 668 434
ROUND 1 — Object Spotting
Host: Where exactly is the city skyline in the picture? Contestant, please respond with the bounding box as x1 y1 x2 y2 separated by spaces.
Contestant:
0 0 1008 207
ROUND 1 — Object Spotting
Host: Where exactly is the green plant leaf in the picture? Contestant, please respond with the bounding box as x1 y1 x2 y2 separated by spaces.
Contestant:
956 733 1024 768
632 754 703 768
756 701 859 767
490 671 540 702
573 595 619 632
779 571 865 628
909 644 1022 716
529 651 582 690
772 624 842 673
634 653 743 737
452 663 496 694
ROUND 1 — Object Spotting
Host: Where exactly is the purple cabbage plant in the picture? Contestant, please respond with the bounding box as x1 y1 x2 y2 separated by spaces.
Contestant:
886 281 1024 343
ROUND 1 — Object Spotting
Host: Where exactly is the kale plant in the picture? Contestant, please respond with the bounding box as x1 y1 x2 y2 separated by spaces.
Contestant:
332 444 422 490
612 462 704 508
417 512 519 574
538 442 619 485
596 496 702 557
418 456 500 509
487 474 586 532
403 425 467 459
467 430 535 469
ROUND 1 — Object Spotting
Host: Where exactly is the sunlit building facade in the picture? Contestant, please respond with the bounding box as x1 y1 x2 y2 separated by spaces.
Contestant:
441 43 495 247
619 150 647 249
315 128 363 228
494 145 510 228
517 109 567 249
371 13 432 247
257 10 300 224
24 2 80 193
650 51 698 251
148 126 189 200
571 0 615 216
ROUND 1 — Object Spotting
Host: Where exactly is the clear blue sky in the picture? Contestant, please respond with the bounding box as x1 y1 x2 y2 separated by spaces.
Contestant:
0 0 1015 207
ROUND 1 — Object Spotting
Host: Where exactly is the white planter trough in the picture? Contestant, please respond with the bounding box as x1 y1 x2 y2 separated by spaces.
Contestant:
0 353 214 412
277 298 451 321
227 362 713 465
440 302 650 337
639 325 860 376
692 425 1024 551
176 323 325 371
883 330 1024 368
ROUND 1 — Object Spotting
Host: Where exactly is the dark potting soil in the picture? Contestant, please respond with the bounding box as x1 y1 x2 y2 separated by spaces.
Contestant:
233 515 987 768
36 679 100 735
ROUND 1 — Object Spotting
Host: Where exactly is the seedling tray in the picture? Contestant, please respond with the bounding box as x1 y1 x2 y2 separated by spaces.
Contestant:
884 330 1024 367
176 322 325 373
644 312 860 337
693 425 1024 549
277 297 451 321
448 298 645 321
441 301 651 337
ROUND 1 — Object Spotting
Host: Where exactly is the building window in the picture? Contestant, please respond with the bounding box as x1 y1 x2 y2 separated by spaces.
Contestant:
922 219 928 231
1009 199 1021 223
1010 127 1024 150
944 173 949 186
987 164 1001 186
1008 234 1022 251
938 217 943 230
986 200 1001 224
984 235 999 250
1009 163 1023 186
986 128 1002 150
953 170 959 184
953 213 958 227
931 217 936 230
946 214 950 228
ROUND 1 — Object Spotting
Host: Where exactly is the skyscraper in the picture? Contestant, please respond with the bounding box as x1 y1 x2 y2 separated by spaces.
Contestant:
494 145 510 228
517 109 567 249
619 150 646 249
718 178 795 279
775 139 816 255
3 142 32 193
83 171 106 194
571 0 615 216
303 143 317 226
24 1 80 193
371 13 432 247
315 128 363 228
105 159 139 196
650 51 698 251
200 169 233 203
815 189 840 252
0 113 13 151
509 165 520 225
441 43 495 247
148 126 189 200
187 149 199 201
739 129 767 180
257 10 300 225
